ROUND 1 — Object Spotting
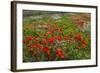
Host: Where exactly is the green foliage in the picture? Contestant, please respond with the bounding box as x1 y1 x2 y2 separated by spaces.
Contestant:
23 13 91 62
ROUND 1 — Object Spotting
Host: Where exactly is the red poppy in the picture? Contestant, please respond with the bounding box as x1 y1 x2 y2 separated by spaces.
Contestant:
43 47 50 55
82 39 87 45
74 33 83 41
26 36 33 41
48 37 55 43
77 39 87 49
35 44 42 49
77 44 86 49
56 48 64 59
40 39 47 44
57 36 62 41
34 36 39 41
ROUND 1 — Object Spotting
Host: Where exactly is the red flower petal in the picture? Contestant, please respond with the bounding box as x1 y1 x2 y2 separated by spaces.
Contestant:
40 39 47 44
57 36 62 41
35 44 42 49
43 47 50 55
56 48 64 59
34 36 39 41
48 37 55 43
75 33 83 41
26 36 33 41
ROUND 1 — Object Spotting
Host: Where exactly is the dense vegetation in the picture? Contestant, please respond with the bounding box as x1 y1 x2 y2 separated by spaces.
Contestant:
23 11 91 62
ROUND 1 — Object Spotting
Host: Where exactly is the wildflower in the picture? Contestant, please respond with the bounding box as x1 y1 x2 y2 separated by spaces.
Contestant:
35 44 42 49
56 48 64 59
40 39 47 44
57 36 62 41
34 36 39 41
77 39 87 49
82 39 87 45
26 36 33 41
48 37 55 43
74 33 83 41
43 47 50 55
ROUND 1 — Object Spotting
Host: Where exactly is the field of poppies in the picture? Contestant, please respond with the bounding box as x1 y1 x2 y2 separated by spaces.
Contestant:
23 10 91 62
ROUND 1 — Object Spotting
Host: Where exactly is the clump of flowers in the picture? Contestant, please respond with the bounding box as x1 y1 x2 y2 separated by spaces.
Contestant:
74 33 87 49
23 22 89 62
23 23 66 61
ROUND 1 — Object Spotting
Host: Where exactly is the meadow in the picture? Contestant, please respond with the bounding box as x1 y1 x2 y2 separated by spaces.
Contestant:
23 10 91 62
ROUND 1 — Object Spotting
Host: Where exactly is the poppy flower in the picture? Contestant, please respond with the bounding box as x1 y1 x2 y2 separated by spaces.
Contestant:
35 44 42 49
43 47 50 55
82 39 87 45
48 37 55 43
77 44 86 49
77 39 87 49
26 36 33 41
56 48 64 59
57 36 62 41
40 39 47 44
34 36 39 41
74 33 83 41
